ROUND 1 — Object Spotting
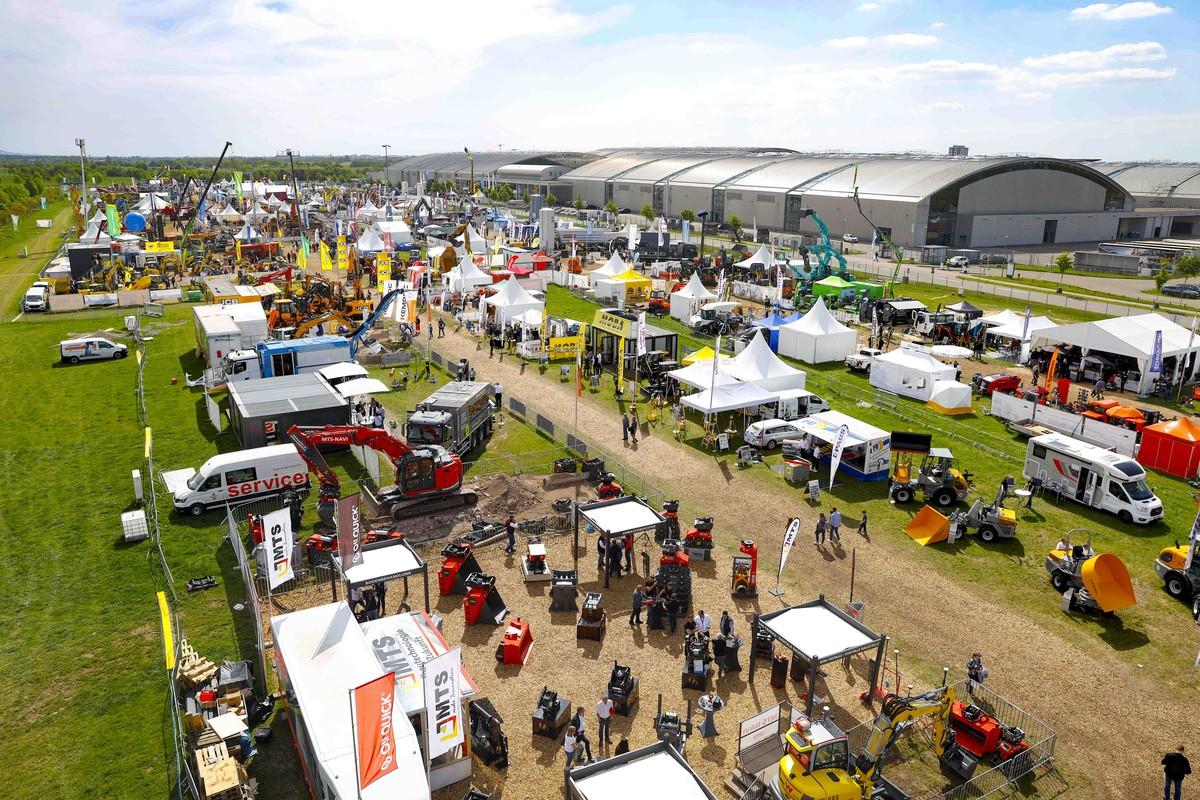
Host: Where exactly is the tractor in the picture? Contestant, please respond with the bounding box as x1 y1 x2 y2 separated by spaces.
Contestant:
889 447 971 509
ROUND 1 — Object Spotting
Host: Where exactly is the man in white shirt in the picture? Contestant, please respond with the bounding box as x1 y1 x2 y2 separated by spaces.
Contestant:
596 696 614 745
694 609 713 637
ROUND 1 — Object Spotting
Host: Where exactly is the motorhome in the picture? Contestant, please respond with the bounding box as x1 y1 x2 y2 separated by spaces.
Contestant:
163 444 309 515
1024 433 1163 525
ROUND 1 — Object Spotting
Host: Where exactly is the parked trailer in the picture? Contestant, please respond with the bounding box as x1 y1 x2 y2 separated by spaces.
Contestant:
224 335 352 381
1023 433 1163 525
406 381 496 455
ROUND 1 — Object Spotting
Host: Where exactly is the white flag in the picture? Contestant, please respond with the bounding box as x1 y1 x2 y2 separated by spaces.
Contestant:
712 334 722 379
752 216 757 243
779 517 801 576
424 648 465 758
637 312 647 356
829 424 850 490
681 220 690 244
263 508 295 590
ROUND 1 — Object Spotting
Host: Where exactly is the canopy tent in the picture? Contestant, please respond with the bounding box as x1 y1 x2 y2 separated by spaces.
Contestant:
596 268 651 304
355 199 381 219
670 272 717 322
927 380 973 415
778 297 857 364
1031 312 1200 394
133 194 171 214
575 495 666 589
334 377 392 398
89 209 106 224
233 224 260 242
749 309 802 352
734 244 777 270
681 381 777 414
443 257 493 293
945 300 983 320
356 229 386 254
245 203 273 222
681 346 716 365
481 277 544 326
215 203 242 222
568 742 718 800
513 308 543 326
988 315 1057 342
978 309 1022 328
869 345 957 402
725 333 806 392
80 223 112 243
374 220 413 245
1138 417 1200 478
667 358 738 390
591 252 626 279
811 275 857 297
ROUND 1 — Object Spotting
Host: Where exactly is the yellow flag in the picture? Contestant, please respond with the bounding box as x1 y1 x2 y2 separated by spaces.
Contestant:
236 240 243 263
320 241 333 271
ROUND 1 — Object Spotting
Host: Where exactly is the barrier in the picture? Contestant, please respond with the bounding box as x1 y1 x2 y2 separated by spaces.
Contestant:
988 391 1137 456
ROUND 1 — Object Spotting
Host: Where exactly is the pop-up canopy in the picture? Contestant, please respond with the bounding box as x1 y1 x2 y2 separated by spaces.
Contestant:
734 244 776 270
778 297 856 364
670 272 717 321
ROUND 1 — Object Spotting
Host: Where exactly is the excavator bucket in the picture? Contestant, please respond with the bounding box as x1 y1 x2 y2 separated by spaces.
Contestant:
1080 554 1136 612
904 505 950 546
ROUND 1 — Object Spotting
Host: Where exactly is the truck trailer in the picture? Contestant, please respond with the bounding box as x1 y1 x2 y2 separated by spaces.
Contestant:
223 335 353 381
1023 433 1163 525
406 381 496 454
193 303 269 364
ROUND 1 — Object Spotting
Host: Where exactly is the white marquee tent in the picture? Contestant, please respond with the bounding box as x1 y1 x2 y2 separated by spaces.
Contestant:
977 309 1022 328
591 252 626 280
778 297 857 363
734 244 777 270
356 229 386 254
443 257 493 293
669 273 717 322
374 220 413 245
869 346 958 402
482 278 544 326
233 224 261 242
725 334 807 392
215 204 242 223
681 381 777 414
667 358 738 390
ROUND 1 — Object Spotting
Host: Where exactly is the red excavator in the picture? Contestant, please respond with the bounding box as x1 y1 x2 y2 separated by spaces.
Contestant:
287 424 477 527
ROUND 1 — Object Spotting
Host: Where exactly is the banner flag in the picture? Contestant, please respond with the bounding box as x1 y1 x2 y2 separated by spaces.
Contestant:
233 172 244 209
423 648 465 759
262 508 295 590
778 517 801 577
1151 331 1163 373
352 673 400 790
320 241 334 271
336 494 364 570
637 312 647 356
829 423 850 490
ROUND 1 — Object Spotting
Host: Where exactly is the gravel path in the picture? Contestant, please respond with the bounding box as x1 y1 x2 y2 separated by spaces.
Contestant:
432 318 1190 799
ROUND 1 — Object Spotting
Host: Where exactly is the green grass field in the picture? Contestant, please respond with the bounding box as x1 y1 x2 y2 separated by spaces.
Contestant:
1 199 72 315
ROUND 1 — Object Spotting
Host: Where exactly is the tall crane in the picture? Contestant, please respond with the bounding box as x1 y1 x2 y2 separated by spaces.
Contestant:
849 163 905 296
797 208 849 280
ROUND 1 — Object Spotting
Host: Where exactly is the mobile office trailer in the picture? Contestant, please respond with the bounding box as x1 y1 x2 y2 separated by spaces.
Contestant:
162 443 309 516
193 303 269 364
1024 433 1163 525
227 372 350 448
406 381 496 455
224 336 353 381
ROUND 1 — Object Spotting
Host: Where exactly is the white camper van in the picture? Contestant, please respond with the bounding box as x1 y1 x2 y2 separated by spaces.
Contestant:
163 444 309 515
59 337 128 364
1024 433 1163 525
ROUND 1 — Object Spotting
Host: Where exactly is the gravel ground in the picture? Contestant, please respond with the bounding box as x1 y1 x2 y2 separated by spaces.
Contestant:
422 314 1196 800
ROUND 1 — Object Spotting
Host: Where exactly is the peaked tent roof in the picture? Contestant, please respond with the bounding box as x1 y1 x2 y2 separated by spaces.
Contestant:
753 309 803 329
946 300 982 314
356 230 386 253
612 268 651 284
782 296 854 336
727 333 805 383
234 224 260 241
978 309 1021 327
814 275 856 290
734 244 776 269
988 315 1056 342
592 252 626 278
667 358 739 390
487 277 542 308
874 345 954 373
681 346 716 364
674 272 716 300
1145 416 1200 442
1032 313 1196 360
681 381 777 414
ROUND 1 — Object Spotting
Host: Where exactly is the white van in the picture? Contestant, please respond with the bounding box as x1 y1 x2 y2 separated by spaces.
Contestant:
1024 433 1163 525
163 444 309 515
22 282 50 312
59 337 128 364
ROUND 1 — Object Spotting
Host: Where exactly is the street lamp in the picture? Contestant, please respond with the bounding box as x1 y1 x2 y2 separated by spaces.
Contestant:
463 146 473 198
697 210 710 273
74 138 87 219
841 217 847 254
381 144 390 193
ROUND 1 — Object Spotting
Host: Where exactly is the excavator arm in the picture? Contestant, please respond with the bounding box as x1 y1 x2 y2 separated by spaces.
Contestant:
854 688 955 788
349 288 403 357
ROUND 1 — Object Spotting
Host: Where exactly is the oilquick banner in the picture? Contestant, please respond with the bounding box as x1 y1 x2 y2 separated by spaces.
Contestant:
1151 330 1163 373
262 508 295 590
778 517 801 578
829 423 850 490
353 673 400 790
1187 506 1200 570
107 206 121 236
637 312 647 356
337 494 364 570
423 648 465 759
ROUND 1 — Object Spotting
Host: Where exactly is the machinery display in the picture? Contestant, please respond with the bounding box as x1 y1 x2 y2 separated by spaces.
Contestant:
654 694 693 756
521 536 552 582
681 634 711 691
549 569 579 613
890 444 972 508
577 592 607 641
469 697 509 769
682 516 715 561
731 539 758 596
785 208 851 283
1045 530 1136 615
596 473 624 500
949 700 1030 768
658 499 680 542
405 381 496 456
771 686 974 800
1155 540 1200 602
463 572 508 625
607 662 639 716
495 618 534 665
439 542 483 595
303 528 401 566
287 424 476 526
531 686 571 739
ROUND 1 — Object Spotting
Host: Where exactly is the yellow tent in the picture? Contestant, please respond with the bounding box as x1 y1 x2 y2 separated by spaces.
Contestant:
682 346 716 365
612 268 652 302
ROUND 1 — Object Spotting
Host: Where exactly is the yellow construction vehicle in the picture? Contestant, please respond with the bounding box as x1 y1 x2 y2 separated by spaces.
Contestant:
293 311 358 338
772 687 970 800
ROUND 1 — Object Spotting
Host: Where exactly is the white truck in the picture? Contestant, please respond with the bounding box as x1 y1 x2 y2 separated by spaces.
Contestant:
845 347 882 372
22 281 50 312
1024 433 1163 525
163 444 309 515
760 388 829 421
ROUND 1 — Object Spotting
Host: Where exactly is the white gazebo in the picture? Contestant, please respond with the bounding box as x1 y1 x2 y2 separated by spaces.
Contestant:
481 278 544 326
725 333 807 391
734 244 777 270
669 272 717 322
778 297 857 364
591 252 626 280
233 224 261 242
444 257 493 293
680 382 777 414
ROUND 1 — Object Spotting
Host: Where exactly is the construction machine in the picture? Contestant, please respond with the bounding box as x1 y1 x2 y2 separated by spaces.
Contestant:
889 447 972 508
947 479 1018 543
293 310 358 338
771 686 976 800
1154 539 1200 603
1045 529 1136 615
287 424 477 528
783 208 850 284
256 264 294 295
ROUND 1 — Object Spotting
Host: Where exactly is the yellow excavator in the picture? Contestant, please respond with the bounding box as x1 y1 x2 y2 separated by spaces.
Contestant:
773 686 971 800
293 311 358 338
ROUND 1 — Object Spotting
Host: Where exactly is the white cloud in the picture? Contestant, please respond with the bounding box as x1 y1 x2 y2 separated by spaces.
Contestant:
1069 2 1172 20
1032 66 1176 87
1018 91 1051 100
1023 41 1166 69
857 3 880 10
930 21 946 29
826 36 871 48
826 33 938 48
918 101 967 112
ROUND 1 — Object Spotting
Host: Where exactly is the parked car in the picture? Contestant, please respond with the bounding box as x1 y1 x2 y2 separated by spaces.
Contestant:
22 281 50 312
1162 284 1200 298
845 347 883 372
944 256 970 269
744 418 806 449
59 337 128 364
842 234 858 243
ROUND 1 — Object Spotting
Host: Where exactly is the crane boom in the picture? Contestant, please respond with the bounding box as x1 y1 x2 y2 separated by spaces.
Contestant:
349 288 403 357
854 688 954 785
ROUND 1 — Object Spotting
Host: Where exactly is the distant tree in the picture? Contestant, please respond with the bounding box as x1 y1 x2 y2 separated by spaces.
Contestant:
680 208 697 224
1155 267 1171 293
574 195 585 210
1054 252 1073 292
728 214 744 242
604 199 619 217
640 204 655 224
545 192 558 207
1176 253 1200 284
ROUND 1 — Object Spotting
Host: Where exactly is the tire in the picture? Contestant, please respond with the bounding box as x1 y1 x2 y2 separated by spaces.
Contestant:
978 525 998 543
114 350 127 359
68 356 80 364
187 503 206 517
766 438 777 449
892 486 913 504
1051 571 1071 592
1117 510 1132 524
932 488 955 508
1166 574 1192 599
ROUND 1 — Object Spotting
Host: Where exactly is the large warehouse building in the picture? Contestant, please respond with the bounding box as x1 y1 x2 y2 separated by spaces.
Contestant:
375 151 596 204
1095 162 1200 238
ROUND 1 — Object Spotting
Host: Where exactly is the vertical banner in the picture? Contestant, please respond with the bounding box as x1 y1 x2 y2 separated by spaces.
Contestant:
10 214 17 231
262 508 295 590
1150 330 1163 373
423 648 465 759
353 673 399 790
40 197 47 210
681 220 690 244
775 517 801 594
336 234 348 272
1022 306 1031 341
320 241 334 272
337 493 364 570
829 423 850 490
233 171 244 209
377 251 392 291
636 311 647 357
1186 505 1200 570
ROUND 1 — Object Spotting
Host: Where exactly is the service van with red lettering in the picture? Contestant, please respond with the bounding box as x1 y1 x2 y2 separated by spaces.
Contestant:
163 444 309 516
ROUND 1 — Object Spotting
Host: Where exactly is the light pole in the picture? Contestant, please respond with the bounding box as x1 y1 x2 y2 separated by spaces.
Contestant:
463 146 473 199
697 210 710 274
841 217 847 254
381 144 390 195
75 138 87 220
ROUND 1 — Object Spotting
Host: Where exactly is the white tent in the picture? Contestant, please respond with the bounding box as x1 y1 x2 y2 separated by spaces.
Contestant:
460 224 488 254
233 224 260 242
89 209 106 224
725 333 807 391
670 272 717 322
80 223 112 243
667 358 739 390
482 277 544 325
977 309 1022 328
356 229 386 253
513 308 543 326
443 257 493 293
356 199 381 220
778 297 857 364
734 244 776 270
869 346 957 401
681 381 777 414
927 380 973 415
245 203 272 222
374 220 413 245
216 204 242 222
591 252 626 279
988 316 1056 342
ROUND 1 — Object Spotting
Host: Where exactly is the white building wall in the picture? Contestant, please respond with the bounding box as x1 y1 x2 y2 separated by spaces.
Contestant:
967 212 1121 247
957 169 1109 215
801 195 921 247
571 178 607 208
724 189 786 230
667 185 713 218
612 182 653 211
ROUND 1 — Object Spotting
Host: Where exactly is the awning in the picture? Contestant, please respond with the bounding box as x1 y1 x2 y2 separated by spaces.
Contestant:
318 362 369 381
334 377 391 397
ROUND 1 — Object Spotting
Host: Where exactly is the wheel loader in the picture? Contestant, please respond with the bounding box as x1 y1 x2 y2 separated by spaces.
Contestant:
889 447 971 508
947 480 1018 543
1155 540 1200 603
1046 530 1136 615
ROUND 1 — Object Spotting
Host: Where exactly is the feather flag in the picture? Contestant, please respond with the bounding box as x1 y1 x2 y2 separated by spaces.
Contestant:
320 241 333 271
576 347 583 398
106 205 121 237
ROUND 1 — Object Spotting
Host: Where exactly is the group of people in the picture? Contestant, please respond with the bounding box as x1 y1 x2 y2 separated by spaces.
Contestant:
348 581 388 622
621 410 640 445
813 507 867 546
562 698 630 774
597 533 636 577
353 398 386 428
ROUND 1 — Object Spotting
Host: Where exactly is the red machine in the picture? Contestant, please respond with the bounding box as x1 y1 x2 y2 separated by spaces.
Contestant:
682 516 714 556
495 618 534 665
976 373 1021 397
249 514 265 545
305 529 402 565
464 572 508 625
731 539 758 596
256 265 293 294
950 701 1030 763
287 425 476 526
660 500 680 542
660 540 690 568
439 541 483 595
596 474 623 500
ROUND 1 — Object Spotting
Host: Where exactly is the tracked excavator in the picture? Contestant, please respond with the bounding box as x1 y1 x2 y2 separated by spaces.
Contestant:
772 686 976 800
287 424 478 529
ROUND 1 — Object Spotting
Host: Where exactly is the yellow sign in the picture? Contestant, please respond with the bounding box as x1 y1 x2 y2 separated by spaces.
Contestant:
548 336 583 360
157 591 175 671
592 310 633 339
336 234 346 246
235 241 243 263
320 241 333 271
377 252 392 290
144 240 174 253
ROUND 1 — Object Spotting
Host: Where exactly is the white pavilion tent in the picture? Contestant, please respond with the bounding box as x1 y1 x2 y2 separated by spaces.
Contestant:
233 224 261 242
725 334 807 391
869 346 957 402
681 382 777 414
356 229 386 253
734 244 777 270
669 272 717 322
374 220 413 246
667 358 739 390
443 257 493 293
591 252 626 280
777 297 857 363
481 278 544 326
977 309 1022 328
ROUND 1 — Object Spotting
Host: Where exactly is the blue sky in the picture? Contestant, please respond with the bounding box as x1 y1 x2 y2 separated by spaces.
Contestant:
0 0 1195 159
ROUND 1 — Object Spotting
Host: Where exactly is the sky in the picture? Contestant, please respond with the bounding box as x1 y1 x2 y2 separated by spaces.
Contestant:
0 0 1196 160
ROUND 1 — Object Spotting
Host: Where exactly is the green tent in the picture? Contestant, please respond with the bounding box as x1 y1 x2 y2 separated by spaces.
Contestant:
811 275 857 296
852 281 885 299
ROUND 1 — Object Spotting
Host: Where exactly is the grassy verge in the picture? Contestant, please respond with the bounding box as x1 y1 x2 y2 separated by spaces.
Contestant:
0 199 72 315
965 274 1194 314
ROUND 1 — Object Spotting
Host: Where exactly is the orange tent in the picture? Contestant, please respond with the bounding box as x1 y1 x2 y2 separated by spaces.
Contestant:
1139 417 1200 478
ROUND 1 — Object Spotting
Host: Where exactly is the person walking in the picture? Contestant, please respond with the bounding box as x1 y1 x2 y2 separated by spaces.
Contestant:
624 533 634 573
1163 745 1191 800
1093 377 1106 399
629 583 645 626
1030 362 1040 386
719 610 734 638
966 652 987 694
493 382 503 412
504 514 517 555
628 412 639 444
437 317 445 337
622 412 630 444
814 512 827 546
829 508 842 544
596 696 615 746
488 335 495 358
562 725 578 776
665 589 679 635
1119 370 1129 393
596 535 607 570
569 709 593 764
857 510 868 537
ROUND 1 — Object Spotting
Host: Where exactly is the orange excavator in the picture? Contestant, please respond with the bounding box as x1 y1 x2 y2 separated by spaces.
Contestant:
287 425 478 528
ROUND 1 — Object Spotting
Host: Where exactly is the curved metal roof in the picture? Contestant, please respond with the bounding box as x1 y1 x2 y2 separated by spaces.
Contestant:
725 157 859 192
616 155 722 183
1096 163 1200 201
669 156 783 187
566 153 664 180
